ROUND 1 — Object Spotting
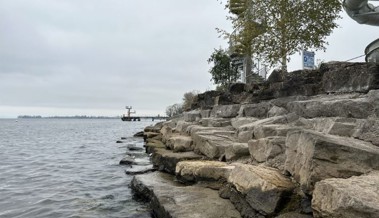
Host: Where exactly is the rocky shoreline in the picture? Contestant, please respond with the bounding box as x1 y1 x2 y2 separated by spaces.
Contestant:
127 62 379 218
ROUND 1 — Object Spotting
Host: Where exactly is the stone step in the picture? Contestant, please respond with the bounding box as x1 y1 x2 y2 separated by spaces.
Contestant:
227 163 295 216
312 171 379 218
285 129 379 193
131 172 241 218
192 130 237 159
248 136 286 170
166 135 193 152
151 148 204 174
145 138 166 153
175 160 233 183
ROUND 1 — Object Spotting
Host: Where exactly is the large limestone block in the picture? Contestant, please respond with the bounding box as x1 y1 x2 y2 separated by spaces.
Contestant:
228 164 295 215
186 125 234 136
200 118 231 127
145 139 166 153
166 135 193 152
321 62 379 93
211 104 241 118
152 148 204 174
248 136 286 163
160 125 173 143
237 130 253 143
174 120 193 134
176 160 233 182
287 96 373 119
312 171 379 218
224 143 250 161
231 117 259 129
131 172 241 218
267 106 289 117
238 114 299 132
192 130 237 159
183 110 201 122
285 129 379 193
253 124 297 139
239 102 273 118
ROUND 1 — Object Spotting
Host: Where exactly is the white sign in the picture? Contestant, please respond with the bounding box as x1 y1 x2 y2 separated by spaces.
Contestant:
303 51 315 69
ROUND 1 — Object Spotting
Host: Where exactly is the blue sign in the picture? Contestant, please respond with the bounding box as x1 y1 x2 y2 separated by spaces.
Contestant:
303 51 315 69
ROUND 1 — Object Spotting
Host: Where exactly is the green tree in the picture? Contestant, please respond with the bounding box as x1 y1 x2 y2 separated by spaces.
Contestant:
222 0 342 72
208 48 240 89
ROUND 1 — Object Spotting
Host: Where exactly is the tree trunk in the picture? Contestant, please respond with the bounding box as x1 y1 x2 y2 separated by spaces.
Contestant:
245 55 253 83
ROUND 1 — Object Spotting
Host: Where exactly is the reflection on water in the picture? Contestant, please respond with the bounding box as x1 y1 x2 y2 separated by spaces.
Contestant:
0 119 154 218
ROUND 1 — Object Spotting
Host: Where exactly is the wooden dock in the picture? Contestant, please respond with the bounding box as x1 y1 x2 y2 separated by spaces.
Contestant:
121 115 168 121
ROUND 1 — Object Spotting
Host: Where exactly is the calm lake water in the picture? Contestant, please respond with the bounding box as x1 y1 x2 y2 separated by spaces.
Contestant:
0 118 156 218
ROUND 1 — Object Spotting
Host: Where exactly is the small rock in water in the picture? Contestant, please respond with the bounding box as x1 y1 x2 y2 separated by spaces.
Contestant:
127 144 144 151
121 137 128 140
133 131 144 137
116 140 123 143
120 156 135 165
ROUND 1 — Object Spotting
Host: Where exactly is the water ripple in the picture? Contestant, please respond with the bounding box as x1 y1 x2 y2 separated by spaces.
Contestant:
0 119 155 218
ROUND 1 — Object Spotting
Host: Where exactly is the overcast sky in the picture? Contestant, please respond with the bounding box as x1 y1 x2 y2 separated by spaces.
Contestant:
0 1 377 118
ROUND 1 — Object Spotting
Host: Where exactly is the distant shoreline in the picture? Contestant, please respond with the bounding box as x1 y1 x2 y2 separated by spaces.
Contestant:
16 115 120 119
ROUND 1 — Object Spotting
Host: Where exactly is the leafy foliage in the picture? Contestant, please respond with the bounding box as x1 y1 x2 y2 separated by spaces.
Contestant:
208 48 241 89
221 0 342 71
165 103 183 117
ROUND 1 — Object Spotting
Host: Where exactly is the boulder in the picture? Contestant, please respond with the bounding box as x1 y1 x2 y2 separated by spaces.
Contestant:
285 129 379 193
191 90 222 110
267 106 289 117
211 104 241 118
312 171 379 218
275 212 312 218
248 136 286 163
125 165 156 175
286 95 373 119
321 61 379 93
231 117 259 129
120 155 136 165
151 148 204 174
145 139 166 153
253 124 297 139
175 160 233 182
174 120 193 134
200 118 231 127
160 125 173 143
131 172 241 218
192 130 237 159
228 164 295 216
225 143 250 161
183 110 201 122
239 102 273 118
166 135 193 152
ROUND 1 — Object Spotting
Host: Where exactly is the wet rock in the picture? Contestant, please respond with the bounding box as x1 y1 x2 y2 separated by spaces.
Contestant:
151 148 204 174
145 139 166 153
116 140 123 143
120 155 136 165
125 165 156 175
227 164 295 216
127 144 144 151
312 171 379 218
285 129 379 193
133 131 144 137
175 160 233 183
219 183 264 218
131 172 241 218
